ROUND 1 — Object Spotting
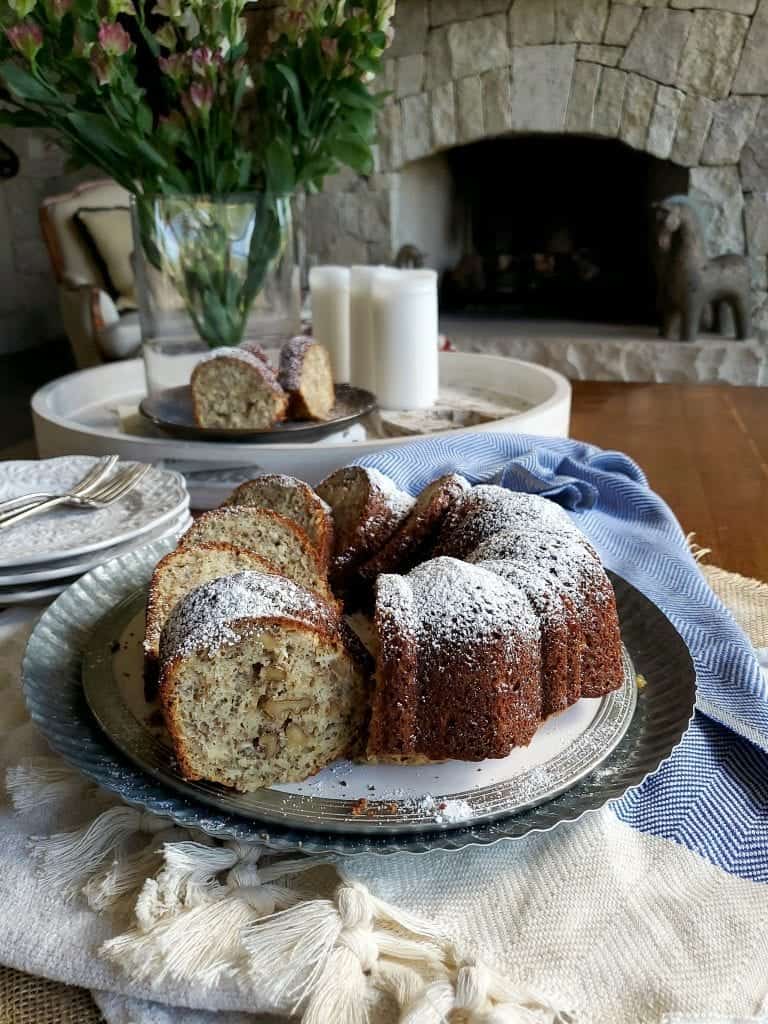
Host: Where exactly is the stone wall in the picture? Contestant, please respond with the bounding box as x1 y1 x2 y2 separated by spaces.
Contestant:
305 0 768 332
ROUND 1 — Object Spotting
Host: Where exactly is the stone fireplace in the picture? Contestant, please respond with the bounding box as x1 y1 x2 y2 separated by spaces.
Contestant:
303 0 768 384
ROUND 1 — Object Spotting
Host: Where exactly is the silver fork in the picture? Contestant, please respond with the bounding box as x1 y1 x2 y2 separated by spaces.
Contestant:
0 456 119 516
0 463 151 531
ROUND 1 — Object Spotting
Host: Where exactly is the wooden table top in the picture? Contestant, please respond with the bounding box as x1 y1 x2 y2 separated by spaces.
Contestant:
570 381 768 582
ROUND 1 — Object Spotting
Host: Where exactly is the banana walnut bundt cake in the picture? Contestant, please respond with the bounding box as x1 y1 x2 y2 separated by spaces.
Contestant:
148 468 624 791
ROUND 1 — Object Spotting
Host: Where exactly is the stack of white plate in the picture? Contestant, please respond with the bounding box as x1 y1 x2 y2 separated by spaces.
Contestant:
0 457 191 606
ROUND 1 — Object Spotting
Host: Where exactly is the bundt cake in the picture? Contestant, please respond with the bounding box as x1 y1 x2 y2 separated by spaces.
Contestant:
180 506 333 602
223 474 334 567
148 466 625 792
359 472 470 581
190 347 287 430
278 336 335 421
159 572 369 791
143 540 280 685
316 466 415 584
367 558 543 762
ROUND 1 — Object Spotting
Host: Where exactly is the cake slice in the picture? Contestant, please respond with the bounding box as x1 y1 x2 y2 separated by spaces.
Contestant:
278 336 335 420
179 506 333 602
143 541 280 697
359 473 469 581
223 474 334 567
159 572 369 791
190 348 287 430
316 466 415 585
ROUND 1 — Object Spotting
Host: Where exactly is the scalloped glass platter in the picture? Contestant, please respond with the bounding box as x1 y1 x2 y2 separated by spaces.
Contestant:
22 538 696 855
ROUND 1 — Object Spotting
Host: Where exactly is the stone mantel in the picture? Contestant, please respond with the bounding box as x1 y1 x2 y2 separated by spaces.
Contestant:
303 0 768 338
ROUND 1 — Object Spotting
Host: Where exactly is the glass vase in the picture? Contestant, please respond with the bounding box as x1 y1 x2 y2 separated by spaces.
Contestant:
131 193 300 394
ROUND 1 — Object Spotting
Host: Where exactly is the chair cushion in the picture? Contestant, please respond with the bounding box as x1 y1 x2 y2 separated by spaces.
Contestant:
75 206 137 312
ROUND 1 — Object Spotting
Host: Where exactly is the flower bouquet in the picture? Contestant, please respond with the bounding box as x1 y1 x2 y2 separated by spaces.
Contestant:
0 0 396 384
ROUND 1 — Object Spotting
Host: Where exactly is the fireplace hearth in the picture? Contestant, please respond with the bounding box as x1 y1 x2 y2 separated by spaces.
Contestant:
437 135 687 324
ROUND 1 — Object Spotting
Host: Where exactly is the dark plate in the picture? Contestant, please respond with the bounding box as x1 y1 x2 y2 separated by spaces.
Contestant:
22 538 697 856
139 383 377 443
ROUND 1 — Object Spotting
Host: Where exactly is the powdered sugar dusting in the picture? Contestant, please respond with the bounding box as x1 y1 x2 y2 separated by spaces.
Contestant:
405 556 540 647
401 794 473 823
160 570 332 662
194 345 283 392
468 527 607 599
365 466 416 518
438 486 575 558
278 336 315 393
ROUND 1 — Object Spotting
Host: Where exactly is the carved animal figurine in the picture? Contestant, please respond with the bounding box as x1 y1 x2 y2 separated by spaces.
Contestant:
395 244 425 269
653 197 752 341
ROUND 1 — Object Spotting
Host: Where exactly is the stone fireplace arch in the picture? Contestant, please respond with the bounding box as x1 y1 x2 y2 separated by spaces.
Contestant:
305 1 768 333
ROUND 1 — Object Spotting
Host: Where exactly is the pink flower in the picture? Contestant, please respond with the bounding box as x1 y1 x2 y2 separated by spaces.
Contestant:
158 52 185 80
181 80 213 118
90 45 111 84
189 45 213 76
5 21 43 62
97 20 131 57
320 36 338 59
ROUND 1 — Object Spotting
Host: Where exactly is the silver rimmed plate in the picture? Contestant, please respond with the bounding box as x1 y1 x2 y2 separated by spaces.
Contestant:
0 458 188 568
23 538 696 855
139 383 376 443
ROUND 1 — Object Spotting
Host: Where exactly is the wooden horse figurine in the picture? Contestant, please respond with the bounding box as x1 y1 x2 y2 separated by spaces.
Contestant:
653 196 752 341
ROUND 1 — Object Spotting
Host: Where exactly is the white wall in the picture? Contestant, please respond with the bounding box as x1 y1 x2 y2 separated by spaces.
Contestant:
393 154 463 272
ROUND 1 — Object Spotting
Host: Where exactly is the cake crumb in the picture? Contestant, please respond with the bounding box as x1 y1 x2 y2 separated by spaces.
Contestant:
351 798 368 816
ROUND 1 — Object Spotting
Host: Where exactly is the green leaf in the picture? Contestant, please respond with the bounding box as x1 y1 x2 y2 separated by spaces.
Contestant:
274 62 307 134
265 136 295 196
332 136 373 174
334 79 376 110
65 110 132 157
0 61 59 105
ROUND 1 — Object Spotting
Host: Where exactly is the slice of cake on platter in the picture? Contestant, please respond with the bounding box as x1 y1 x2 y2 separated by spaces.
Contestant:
278 336 335 421
316 466 415 587
143 540 280 697
180 506 333 602
223 474 334 567
190 348 287 430
158 572 369 791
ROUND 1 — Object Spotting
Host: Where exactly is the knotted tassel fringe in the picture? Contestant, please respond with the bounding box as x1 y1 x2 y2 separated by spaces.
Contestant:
82 826 189 913
241 879 448 1022
5 757 96 813
241 882 575 1024
31 804 174 894
399 957 576 1024
100 840 328 988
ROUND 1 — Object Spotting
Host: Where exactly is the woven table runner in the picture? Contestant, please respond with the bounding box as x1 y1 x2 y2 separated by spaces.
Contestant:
1 561 766 1024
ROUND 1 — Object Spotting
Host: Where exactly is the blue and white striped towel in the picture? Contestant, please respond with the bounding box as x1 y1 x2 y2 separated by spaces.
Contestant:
356 433 768 885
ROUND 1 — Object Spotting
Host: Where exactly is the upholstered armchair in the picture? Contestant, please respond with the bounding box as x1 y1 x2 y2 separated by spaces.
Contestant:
39 179 141 368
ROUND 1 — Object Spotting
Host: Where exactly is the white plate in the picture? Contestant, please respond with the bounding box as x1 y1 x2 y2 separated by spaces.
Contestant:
0 458 188 568
0 514 192 605
0 511 193 585
0 581 66 606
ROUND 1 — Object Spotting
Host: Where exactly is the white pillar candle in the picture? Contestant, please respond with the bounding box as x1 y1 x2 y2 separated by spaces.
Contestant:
349 266 398 393
371 268 439 410
309 266 351 381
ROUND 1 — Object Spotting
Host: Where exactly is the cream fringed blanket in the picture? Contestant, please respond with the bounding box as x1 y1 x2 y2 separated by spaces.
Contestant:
0 563 765 1024
3 421 768 1024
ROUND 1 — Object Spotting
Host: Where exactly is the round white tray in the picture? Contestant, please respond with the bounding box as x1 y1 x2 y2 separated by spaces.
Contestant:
33 354 571 486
